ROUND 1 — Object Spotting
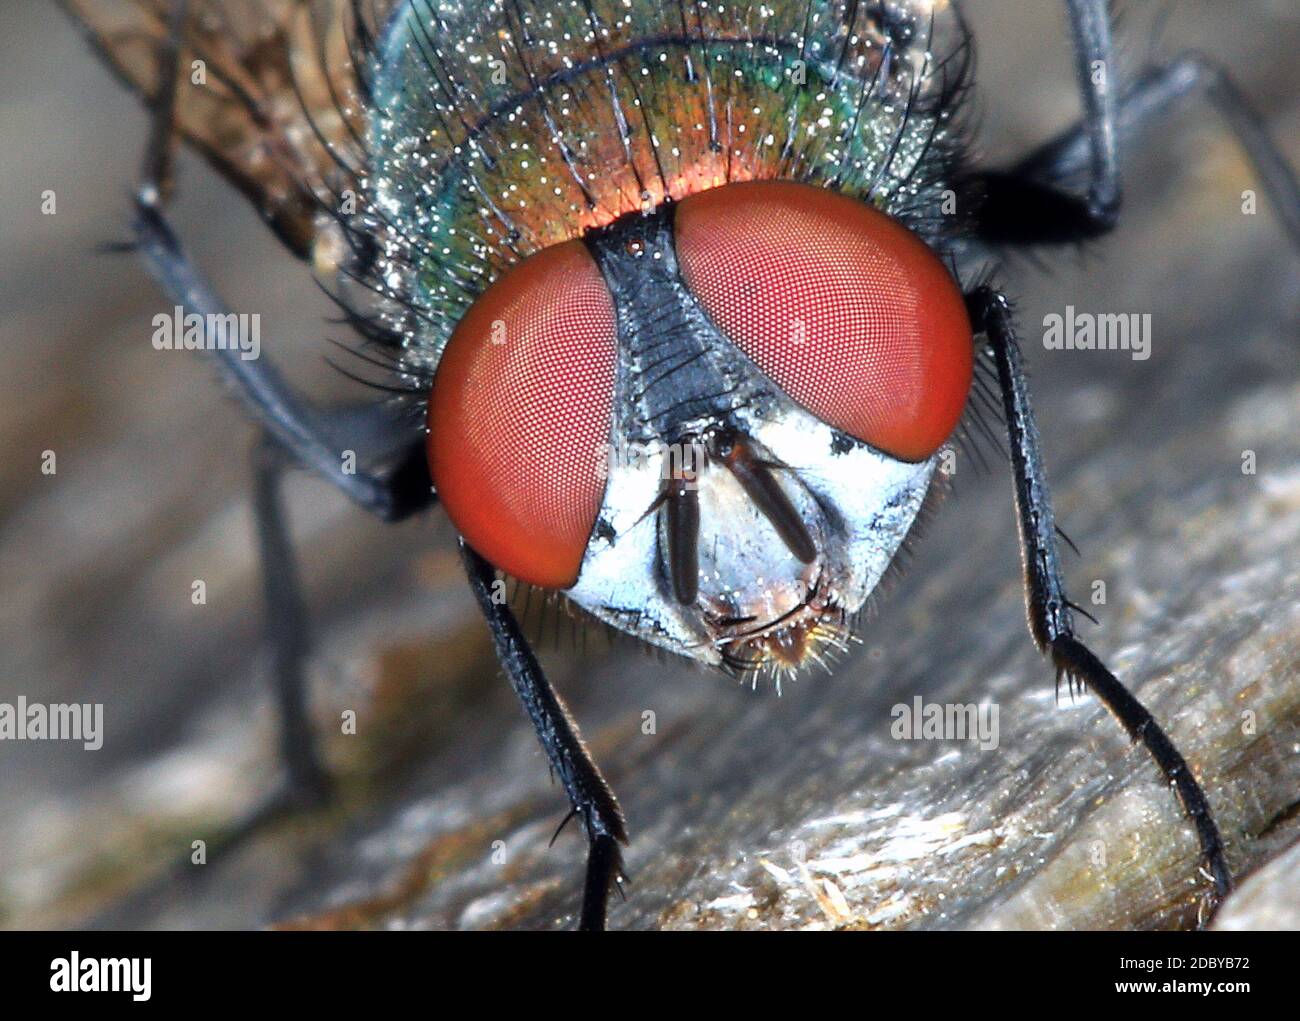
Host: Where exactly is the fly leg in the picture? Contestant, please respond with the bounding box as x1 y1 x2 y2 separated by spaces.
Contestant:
125 0 432 833
461 543 628 931
964 285 1233 916
249 396 436 805
251 435 331 808
131 200 432 519
969 0 1300 249
964 0 1116 242
1060 0 1119 225
130 0 432 520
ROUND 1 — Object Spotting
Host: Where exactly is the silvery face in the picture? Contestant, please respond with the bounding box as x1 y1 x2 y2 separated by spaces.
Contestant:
567 395 937 677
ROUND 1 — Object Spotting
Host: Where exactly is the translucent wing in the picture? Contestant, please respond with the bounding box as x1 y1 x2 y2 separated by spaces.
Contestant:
58 0 387 258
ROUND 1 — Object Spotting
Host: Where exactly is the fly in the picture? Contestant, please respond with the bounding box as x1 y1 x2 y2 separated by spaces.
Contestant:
58 0 1300 930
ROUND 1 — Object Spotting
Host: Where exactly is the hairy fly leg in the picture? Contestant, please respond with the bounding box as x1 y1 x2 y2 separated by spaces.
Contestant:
461 543 628 931
970 1 1300 248
965 286 1233 912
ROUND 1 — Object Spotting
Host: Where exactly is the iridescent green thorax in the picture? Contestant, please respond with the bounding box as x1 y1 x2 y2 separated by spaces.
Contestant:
364 0 970 382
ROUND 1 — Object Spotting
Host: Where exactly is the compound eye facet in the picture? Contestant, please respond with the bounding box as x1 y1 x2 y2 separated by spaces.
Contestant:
674 180 973 462
427 240 617 588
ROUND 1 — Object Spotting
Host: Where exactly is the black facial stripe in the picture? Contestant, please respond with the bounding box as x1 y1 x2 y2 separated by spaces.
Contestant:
583 205 775 445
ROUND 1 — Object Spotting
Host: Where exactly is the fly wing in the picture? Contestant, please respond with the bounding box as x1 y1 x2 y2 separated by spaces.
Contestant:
58 0 389 259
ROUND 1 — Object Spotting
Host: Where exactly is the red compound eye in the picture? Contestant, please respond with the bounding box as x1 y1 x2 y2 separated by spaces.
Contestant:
427 240 617 588
675 180 973 462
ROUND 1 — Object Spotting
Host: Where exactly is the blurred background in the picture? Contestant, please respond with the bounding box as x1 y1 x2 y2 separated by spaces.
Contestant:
1 0 1297 930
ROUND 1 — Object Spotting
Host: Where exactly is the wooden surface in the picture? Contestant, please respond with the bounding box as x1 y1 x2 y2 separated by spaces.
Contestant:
1 1 1297 930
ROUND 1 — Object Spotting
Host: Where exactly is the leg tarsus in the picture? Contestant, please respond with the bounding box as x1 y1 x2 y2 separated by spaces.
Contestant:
461 541 628 930
966 285 1233 916
1050 635 1232 901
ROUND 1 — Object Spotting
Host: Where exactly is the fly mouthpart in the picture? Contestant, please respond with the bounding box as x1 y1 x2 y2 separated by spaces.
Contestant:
696 568 852 678
715 606 855 684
